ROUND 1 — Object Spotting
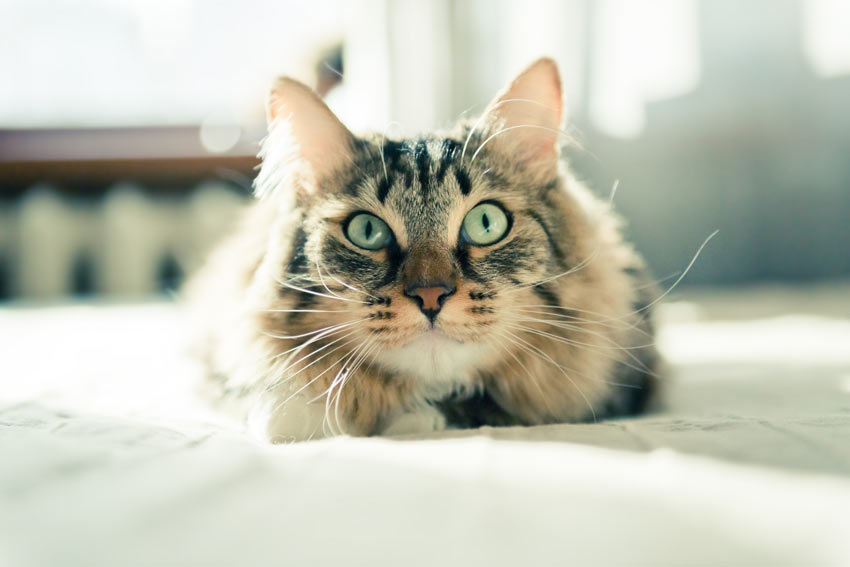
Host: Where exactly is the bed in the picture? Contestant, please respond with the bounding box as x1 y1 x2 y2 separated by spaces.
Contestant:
2 284 849 566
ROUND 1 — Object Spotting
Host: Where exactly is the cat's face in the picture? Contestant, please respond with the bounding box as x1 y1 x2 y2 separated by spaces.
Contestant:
259 59 589 384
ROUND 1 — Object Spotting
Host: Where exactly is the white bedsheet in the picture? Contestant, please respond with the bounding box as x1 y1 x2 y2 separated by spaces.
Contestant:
2 285 850 566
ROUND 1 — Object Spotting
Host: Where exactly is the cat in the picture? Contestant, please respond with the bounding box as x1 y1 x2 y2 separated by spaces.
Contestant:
187 57 661 442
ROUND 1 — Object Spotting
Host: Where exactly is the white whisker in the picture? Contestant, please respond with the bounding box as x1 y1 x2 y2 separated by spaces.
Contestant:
502 329 597 422
315 260 348 301
460 98 555 166
494 246 600 296
278 281 368 304
470 124 570 167
318 259 381 301
379 121 401 185
262 319 360 341
607 179 619 205
496 330 645 392
263 322 360 367
270 339 362 415
329 338 379 435
623 230 718 318
505 314 657 349
491 331 549 401
266 331 361 392
259 308 351 314
274 328 361 377
511 310 654 341
504 322 658 379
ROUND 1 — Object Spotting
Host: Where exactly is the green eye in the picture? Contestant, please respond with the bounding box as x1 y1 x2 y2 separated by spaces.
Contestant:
345 213 393 250
462 202 510 246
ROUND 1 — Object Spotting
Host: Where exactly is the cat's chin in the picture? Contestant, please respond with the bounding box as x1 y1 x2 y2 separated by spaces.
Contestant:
419 327 462 344
374 329 493 396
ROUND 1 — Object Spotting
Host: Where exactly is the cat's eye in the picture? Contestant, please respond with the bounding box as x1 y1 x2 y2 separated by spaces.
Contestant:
461 202 510 246
345 213 393 250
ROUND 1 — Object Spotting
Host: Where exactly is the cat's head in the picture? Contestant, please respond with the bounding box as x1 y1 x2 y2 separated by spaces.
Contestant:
256 58 606 385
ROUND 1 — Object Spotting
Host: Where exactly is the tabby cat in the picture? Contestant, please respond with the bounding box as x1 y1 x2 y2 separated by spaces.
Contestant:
189 58 660 442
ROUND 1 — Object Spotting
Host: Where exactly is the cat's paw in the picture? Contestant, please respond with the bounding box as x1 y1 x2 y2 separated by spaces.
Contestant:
381 406 447 437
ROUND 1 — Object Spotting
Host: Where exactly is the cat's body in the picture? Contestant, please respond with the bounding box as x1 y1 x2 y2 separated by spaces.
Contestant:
189 58 661 441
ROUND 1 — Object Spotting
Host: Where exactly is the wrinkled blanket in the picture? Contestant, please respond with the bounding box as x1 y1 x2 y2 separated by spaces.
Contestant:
2 285 850 566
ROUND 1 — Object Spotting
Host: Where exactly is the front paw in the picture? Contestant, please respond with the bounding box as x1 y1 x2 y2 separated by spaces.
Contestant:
381 406 447 436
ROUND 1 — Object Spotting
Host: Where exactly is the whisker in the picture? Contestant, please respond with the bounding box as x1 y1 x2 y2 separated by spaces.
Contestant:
273 327 362 379
262 322 360 368
491 331 549 401
504 322 658 378
379 121 401 185
321 338 369 407
622 230 718 318
259 308 351 314
470 123 575 167
533 229 718 327
278 281 368 304
511 304 648 334
499 229 717 326
322 60 344 79
329 338 379 435
492 246 602 297
505 315 657 349
270 340 362 414
318 259 381 301
460 98 560 166
266 332 361 392
262 319 360 341
608 179 619 205
317 335 376 435
633 270 683 291
510 307 653 337
496 330 646 393
502 329 597 423
315 260 348 302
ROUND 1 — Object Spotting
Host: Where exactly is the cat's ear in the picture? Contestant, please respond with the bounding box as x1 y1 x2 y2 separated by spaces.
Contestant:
479 58 563 177
260 76 355 196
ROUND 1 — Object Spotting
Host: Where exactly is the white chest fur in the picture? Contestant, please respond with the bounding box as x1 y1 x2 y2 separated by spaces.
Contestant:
375 331 492 400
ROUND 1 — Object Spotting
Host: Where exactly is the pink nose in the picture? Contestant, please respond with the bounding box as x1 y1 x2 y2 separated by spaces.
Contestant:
404 283 456 321
415 287 449 311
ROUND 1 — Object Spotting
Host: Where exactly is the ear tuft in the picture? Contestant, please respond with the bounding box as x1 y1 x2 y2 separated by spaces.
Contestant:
258 76 354 198
478 57 564 175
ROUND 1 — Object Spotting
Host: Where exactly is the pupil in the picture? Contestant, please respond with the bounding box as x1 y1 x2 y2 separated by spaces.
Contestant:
365 219 373 240
482 213 490 231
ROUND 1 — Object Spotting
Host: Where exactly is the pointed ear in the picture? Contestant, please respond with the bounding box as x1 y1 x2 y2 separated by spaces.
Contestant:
479 58 563 176
260 77 355 196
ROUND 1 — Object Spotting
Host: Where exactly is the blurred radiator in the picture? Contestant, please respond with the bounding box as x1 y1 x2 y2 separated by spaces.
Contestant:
0 182 246 300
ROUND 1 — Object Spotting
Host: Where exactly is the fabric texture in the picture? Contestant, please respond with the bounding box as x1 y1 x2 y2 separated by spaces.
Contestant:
2 285 849 566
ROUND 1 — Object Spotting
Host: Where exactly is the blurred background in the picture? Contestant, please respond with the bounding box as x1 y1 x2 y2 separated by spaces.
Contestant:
1 0 848 301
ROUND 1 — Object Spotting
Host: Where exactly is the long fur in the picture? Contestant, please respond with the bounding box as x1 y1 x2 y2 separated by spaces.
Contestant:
186 59 661 442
